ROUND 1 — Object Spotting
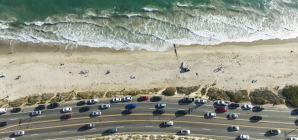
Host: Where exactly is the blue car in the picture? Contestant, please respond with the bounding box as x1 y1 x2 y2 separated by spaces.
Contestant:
126 104 136 109
0 122 8 127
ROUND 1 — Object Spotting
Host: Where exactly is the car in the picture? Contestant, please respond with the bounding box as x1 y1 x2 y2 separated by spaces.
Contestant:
78 100 87 105
183 97 194 102
294 108 298 113
289 138 298 140
240 135 250 139
228 113 238 118
229 126 240 131
14 131 25 136
6 138 15 140
31 111 41 116
151 96 162 101
101 104 111 109
91 111 101 116
108 128 117 133
38 104 46 110
217 107 227 112
154 109 165 114
81 106 90 111
12 108 21 113
254 105 265 110
157 103 166 108
250 116 262 121
112 98 121 103
0 122 8 126
196 99 207 104
217 100 228 106
176 110 188 115
61 114 72 119
140 96 149 100
180 129 190 134
163 121 174 126
270 129 281 134
126 103 136 109
206 112 216 117
85 124 95 129
229 103 240 108
123 96 132 101
243 104 253 109
89 99 99 104
50 102 60 108
62 107 72 112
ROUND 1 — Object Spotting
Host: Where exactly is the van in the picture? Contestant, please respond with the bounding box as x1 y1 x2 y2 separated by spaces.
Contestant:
0 108 7 113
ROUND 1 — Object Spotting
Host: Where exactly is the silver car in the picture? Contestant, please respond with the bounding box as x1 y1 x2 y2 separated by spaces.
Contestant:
123 96 132 101
112 98 121 102
157 103 166 108
206 112 216 117
240 135 249 139
180 129 190 134
101 104 110 109
91 111 101 116
229 126 240 131
14 131 25 136
163 121 174 126
196 99 207 104
228 113 238 118
31 111 41 116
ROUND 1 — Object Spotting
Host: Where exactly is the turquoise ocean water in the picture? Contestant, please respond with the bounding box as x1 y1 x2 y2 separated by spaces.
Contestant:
0 0 298 51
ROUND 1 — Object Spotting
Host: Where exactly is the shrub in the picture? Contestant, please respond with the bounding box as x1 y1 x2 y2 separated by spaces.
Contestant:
105 91 120 98
9 96 28 107
121 90 138 96
162 87 176 96
226 90 249 103
176 86 200 95
57 92 74 101
250 88 283 105
40 93 55 103
201 87 207 95
28 94 41 105
207 88 229 100
77 91 92 99
283 86 298 107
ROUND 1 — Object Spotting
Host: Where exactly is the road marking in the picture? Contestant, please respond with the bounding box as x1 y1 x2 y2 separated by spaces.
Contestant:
59 131 67 133
149 108 155 109
116 126 124 128
289 135 296 136
120 109 125 110
202 128 210 130
145 126 153 127
37 115 44 117
10 118 17 120
31 134 39 136
289 117 296 118
261 115 268 117
177 109 185 110
259 133 265 134
174 127 181 128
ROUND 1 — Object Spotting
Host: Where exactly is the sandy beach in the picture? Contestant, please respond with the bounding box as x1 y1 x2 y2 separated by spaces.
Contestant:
0 40 298 100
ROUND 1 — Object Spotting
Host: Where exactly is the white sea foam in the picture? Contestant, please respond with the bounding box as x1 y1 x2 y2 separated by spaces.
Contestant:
143 7 153 12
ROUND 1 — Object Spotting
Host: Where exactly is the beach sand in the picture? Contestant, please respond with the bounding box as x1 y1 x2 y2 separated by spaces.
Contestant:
0 40 298 100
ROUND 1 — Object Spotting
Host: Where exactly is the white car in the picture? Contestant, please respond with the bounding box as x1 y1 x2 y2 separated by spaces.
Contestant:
229 126 240 131
157 103 166 108
180 129 190 134
89 99 99 104
217 100 228 106
228 113 238 118
91 111 101 116
123 96 132 101
243 104 253 109
31 111 41 116
206 112 216 117
163 121 174 126
6 138 15 140
240 135 249 139
62 107 72 112
196 99 207 104
113 98 121 102
101 104 110 109
14 131 25 136
289 138 298 140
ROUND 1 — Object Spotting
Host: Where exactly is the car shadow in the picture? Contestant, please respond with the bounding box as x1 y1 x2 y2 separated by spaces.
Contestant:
77 125 88 132
76 102 84 106
121 110 131 116
252 109 263 112
264 131 275 137
98 106 109 110
178 99 191 105
227 106 238 110
204 115 214 119
137 98 146 102
102 130 114 136
194 102 204 107
152 111 164 116
150 97 160 102
46 104 56 110
226 127 233 132
214 109 225 114
226 115 235 120
291 110 298 116
175 111 187 117
159 122 167 128
249 118 259 123
9 133 18 138
294 119 298 126
60 110 65 114
79 108 89 113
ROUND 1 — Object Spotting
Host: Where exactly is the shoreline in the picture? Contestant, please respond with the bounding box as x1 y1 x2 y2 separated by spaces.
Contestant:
0 39 298 100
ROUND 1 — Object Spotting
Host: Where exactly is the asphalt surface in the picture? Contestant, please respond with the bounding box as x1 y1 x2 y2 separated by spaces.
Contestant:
0 96 297 140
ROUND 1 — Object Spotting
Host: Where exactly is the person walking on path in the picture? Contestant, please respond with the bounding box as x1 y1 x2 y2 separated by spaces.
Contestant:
174 44 178 60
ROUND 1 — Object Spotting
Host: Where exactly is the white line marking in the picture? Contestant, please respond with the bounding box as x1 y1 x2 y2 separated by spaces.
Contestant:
145 126 153 127
149 108 155 109
259 133 265 134
31 134 39 136
261 115 268 117
289 135 296 136
202 128 210 130
204 111 212 112
37 115 44 117
10 118 17 120
116 126 124 128
174 127 181 128
177 109 185 110
121 109 125 110
59 131 67 133
289 117 296 118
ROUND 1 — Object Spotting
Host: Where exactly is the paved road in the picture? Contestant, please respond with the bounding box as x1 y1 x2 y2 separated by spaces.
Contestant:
0 96 297 140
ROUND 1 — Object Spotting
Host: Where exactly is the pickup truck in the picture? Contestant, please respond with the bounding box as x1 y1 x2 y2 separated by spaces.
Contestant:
183 97 194 102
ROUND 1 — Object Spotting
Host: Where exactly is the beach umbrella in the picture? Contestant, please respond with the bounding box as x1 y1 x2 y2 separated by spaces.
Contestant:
1 73 6 77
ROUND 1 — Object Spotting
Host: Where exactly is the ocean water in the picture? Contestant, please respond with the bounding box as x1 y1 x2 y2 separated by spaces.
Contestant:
0 0 298 51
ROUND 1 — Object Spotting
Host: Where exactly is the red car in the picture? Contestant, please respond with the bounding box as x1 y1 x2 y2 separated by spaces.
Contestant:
139 96 148 100
61 114 72 119
217 107 227 112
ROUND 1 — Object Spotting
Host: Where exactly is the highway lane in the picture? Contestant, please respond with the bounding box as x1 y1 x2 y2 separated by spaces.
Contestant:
1 120 296 140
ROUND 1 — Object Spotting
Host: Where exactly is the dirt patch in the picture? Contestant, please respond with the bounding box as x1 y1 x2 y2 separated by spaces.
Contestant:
162 87 177 96
226 90 249 103
282 85 298 107
206 88 230 100
176 86 200 95
9 96 28 107
250 88 284 105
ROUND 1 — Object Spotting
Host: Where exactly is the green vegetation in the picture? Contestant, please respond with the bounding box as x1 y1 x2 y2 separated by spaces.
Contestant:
206 88 230 100
250 89 284 105
162 87 176 96
40 93 55 104
76 91 105 100
176 86 200 95
201 87 207 95
283 86 298 107
27 94 41 105
226 90 249 103
9 96 28 107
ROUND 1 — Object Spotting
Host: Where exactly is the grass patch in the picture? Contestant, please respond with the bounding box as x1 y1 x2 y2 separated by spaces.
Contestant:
162 87 176 96
40 93 55 104
0 99 8 107
106 91 120 98
121 90 138 96
148 88 162 93
201 87 207 95
250 88 284 105
226 90 249 103
77 91 92 99
27 94 41 105
283 86 298 107
176 86 200 95
9 96 28 107
206 88 229 100
57 92 74 101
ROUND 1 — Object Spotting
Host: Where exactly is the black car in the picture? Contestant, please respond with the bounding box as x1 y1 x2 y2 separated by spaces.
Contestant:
251 116 262 121
229 103 240 108
51 103 60 108
176 110 188 115
125 109 133 114
38 104 46 110
254 105 265 110
81 106 90 112
154 109 165 114
108 128 117 133
12 108 21 113
294 108 298 113
0 122 8 127
151 96 162 101
77 100 87 105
